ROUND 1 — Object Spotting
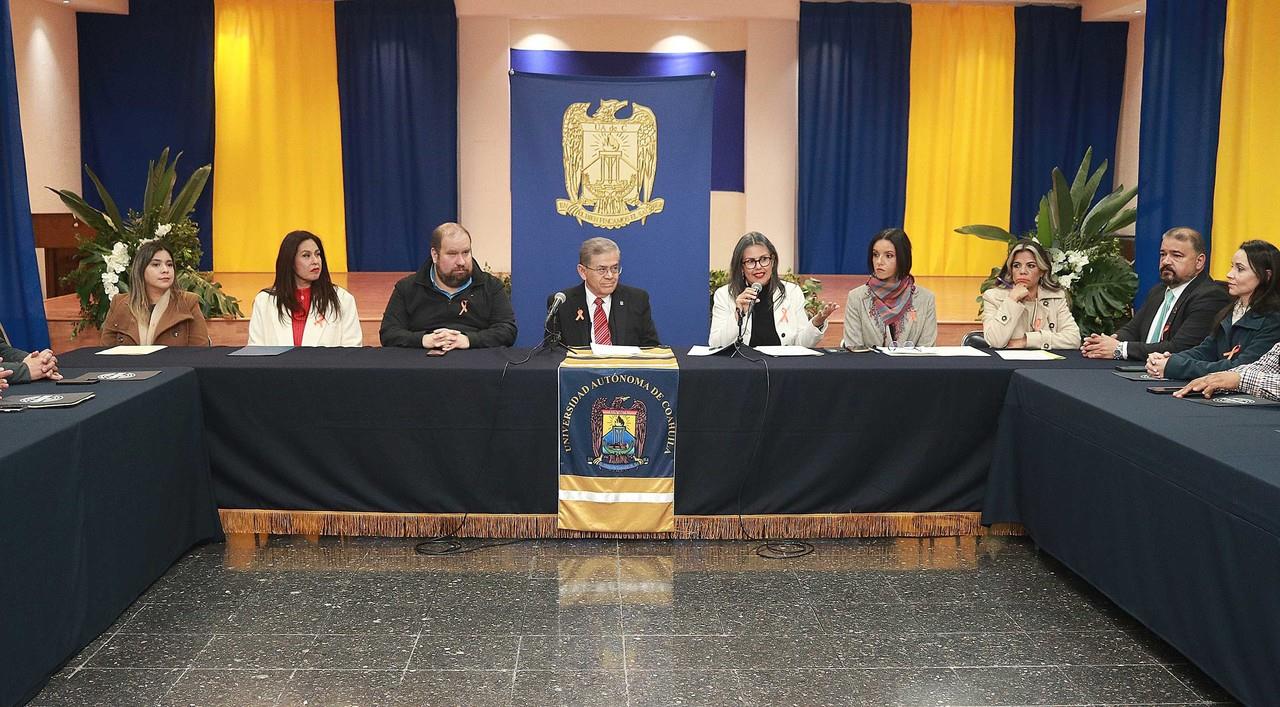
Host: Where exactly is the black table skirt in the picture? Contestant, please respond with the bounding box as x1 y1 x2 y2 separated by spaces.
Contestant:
0 369 222 707
58 346 1115 516
983 369 1280 706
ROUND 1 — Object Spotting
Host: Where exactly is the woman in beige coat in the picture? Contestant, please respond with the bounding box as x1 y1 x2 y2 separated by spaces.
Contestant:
842 228 937 348
982 240 1080 350
100 241 210 347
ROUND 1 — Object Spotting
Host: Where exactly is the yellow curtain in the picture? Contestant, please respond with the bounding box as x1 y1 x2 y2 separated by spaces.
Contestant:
212 0 348 272
903 5 1015 276
1211 0 1280 278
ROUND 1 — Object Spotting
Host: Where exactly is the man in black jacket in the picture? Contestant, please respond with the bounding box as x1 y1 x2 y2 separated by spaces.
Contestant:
547 237 660 347
1082 227 1229 360
379 223 516 350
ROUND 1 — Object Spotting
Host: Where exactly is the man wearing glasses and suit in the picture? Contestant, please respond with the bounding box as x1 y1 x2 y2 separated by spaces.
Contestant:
547 237 661 347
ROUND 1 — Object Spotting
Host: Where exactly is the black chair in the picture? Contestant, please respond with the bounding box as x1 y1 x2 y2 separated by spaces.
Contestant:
961 330 990 349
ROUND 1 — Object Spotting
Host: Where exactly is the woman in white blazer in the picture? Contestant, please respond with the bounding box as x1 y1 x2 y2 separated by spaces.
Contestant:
710 232 838 348
248 230 363 347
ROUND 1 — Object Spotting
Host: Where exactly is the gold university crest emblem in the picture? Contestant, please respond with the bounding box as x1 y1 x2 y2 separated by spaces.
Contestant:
556 100 664 229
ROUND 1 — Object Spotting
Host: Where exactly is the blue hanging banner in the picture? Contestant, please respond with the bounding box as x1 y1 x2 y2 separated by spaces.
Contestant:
510 72 713 347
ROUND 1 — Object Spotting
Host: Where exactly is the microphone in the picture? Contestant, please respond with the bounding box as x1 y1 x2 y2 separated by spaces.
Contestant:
737 282 763 344
545 291 567 330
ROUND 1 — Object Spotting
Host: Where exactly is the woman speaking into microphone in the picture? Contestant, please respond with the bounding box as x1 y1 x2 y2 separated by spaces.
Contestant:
709 231 837 348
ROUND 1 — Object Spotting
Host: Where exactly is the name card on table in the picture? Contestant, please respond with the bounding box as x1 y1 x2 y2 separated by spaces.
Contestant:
96 345 166 355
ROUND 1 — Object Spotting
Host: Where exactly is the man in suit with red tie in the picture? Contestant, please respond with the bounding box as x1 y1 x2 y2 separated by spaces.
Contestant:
1082 227 1229 360
547 237 661 347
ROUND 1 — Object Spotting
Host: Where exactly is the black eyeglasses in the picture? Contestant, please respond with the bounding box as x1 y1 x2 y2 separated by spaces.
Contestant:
741 255 774 269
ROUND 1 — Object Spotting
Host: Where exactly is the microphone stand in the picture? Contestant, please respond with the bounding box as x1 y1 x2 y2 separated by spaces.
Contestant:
543 316 571 353
732 304 754 359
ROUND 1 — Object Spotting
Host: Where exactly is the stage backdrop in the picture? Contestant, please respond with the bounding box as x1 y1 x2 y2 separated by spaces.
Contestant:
77 0 458 273
798 2 1128 277
510 72 713 347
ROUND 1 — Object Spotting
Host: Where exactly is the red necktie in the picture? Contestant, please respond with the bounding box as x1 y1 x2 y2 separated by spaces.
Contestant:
593 297 612 345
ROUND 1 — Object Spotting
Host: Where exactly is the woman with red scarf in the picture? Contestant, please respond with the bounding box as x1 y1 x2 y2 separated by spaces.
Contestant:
842 229 937 349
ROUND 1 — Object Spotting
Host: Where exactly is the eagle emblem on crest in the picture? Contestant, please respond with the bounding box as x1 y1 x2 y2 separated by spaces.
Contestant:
556 100 664 230
590 395 648 471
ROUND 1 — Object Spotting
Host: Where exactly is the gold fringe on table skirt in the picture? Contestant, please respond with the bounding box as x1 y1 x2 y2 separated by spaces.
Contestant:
218 509 1024 539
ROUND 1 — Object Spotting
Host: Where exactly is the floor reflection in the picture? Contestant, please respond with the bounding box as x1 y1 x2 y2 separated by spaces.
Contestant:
31 534 1238 706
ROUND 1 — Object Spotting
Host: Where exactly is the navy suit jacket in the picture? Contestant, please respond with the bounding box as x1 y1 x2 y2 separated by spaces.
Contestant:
1114 271 1229 360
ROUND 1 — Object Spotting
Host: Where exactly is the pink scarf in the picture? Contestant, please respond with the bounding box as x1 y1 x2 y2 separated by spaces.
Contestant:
867 275 916 340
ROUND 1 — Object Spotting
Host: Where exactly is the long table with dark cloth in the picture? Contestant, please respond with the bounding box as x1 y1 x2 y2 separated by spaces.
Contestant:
0 368 222 707
57 347 1114 520
983 369 1280 706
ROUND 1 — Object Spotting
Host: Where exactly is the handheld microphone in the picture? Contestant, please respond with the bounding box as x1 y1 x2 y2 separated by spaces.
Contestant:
545 292 567 329
737 282 764 344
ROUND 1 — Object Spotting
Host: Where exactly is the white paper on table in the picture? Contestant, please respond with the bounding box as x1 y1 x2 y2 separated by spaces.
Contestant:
96 345 167 355
590 343 643 356
874 346 935 356
917 346 991 357
754 345 823 357
687 345 729 356
994 349 1065 361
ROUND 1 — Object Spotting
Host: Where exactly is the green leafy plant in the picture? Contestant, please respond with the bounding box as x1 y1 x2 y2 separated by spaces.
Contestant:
956 147 1139 335
710 269 824 317
50 149 242 336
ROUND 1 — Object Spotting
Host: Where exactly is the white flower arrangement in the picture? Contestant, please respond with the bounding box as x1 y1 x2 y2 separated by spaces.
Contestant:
100 241 131 297
155 223 172 237
100 271 119 298
1047 247 1091 292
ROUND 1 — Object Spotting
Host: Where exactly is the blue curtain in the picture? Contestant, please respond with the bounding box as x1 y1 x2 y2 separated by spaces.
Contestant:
797 2 910 274
1011 6 1128 236
77 0 215 270
1136 0 1227 302
336 0 457 271
510 49 744 192
0 0 47 349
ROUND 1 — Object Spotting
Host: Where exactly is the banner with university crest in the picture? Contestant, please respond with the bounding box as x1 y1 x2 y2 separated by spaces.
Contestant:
510 72 713 347
558 352 679 532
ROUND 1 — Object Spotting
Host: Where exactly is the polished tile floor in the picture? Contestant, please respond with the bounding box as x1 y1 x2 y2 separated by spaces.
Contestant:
30 535 1237 706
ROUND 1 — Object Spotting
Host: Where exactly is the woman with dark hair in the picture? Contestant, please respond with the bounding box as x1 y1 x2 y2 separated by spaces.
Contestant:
842 228 937 348
982 240 1080 350
248 231 362 346
1150 239 1280 379
709 231 837 347
100 241 209 346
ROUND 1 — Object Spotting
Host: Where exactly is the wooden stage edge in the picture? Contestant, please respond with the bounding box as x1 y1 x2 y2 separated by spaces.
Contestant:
218 509 1024 540
44 273 986 351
